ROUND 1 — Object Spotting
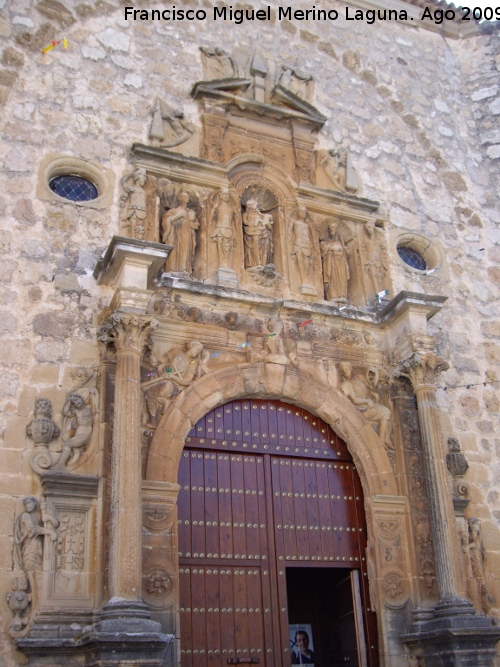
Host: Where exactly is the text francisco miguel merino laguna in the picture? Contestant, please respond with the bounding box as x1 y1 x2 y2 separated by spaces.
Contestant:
124 5 452 24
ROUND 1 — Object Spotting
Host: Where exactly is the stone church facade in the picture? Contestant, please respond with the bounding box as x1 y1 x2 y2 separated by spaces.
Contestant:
1 1 500 666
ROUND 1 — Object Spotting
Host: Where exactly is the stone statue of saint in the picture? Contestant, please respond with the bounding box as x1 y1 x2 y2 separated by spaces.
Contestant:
210 188 239 268
162 192 200 275
320 222 350 301
363 219 388 297
290 206 314 289
119 167 148 238
243 199 273 268
339 361 394 450
14 497 58 611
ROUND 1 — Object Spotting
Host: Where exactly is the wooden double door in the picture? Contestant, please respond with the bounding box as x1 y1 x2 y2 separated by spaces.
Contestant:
178 400 378 667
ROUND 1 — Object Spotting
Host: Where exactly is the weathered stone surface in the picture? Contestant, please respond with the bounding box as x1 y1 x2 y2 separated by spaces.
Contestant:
33 312 76 338
54 273 81 291
96 27 130 52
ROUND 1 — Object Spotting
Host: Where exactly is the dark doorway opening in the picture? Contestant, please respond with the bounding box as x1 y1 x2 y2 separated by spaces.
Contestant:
286 568 367 667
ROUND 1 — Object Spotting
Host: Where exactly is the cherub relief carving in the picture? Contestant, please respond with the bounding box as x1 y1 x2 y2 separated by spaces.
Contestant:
119 167 148 238
161 191 200 275
320 220 350 302
210 187 240 268
243 199 274 268
13 497 59 623
339 362 394 451
149 98 195 147
278 65 314 102
247 263 284 288
200 46 237 80
318 148 359 193
290 206 315 291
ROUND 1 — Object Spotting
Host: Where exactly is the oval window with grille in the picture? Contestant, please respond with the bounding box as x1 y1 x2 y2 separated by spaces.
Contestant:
394 233 441 274
49 174 99 202
397 246 427 271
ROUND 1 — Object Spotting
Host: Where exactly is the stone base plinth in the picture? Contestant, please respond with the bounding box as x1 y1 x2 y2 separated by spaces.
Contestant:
216 267 238 288
18 601 173 667
402 607 500 667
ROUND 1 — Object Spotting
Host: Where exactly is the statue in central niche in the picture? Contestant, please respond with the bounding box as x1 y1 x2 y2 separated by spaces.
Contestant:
161 191 199 275
243 199 274 268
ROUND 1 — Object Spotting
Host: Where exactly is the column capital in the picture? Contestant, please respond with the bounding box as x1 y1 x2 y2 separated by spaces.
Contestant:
97 311 159 355
395 351 449 391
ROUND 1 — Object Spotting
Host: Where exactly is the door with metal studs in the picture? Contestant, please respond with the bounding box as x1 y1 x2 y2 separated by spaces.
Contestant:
178 400 379 667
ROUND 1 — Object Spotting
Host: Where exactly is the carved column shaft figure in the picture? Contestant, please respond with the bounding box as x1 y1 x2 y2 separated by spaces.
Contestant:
210 188 238 268
396 352 474 615
99 313 159 602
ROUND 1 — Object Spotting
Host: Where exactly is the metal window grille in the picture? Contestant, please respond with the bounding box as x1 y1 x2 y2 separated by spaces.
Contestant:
49 175 98 202
397 246 427 271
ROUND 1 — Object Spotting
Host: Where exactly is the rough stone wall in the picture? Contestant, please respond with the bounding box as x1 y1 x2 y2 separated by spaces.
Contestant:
0 0 499 663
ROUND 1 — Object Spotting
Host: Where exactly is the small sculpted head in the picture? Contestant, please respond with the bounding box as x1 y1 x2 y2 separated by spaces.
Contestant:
135 167 147 186
23 496 38 513
339 361 352 379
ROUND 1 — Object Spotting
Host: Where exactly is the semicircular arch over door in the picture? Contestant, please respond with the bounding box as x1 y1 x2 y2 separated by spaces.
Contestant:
178 399 379 667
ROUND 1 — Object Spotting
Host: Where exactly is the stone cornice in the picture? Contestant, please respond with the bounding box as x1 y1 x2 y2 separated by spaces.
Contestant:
157 279 446 328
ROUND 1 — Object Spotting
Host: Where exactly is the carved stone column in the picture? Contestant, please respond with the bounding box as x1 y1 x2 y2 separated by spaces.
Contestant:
396 352 471 614
398 352 500 666
101 313 157 605
97 312 162 631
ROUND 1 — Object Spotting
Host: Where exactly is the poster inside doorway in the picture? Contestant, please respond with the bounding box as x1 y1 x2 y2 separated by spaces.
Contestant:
289 624 315 665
